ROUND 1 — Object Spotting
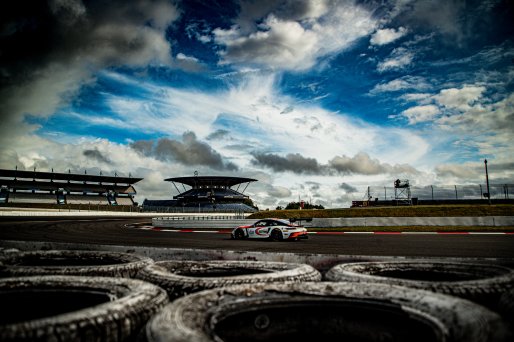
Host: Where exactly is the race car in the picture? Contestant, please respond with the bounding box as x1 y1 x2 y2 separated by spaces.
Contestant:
231 218 308 241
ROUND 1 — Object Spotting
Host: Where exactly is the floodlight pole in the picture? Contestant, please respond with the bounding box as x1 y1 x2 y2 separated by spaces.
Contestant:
485 159 491 205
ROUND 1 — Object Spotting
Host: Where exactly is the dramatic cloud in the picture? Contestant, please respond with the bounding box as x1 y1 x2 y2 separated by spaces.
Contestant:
252 152 323 174
207 129 231 140
131 132 238 171
339 183 358 193
253 151 419 177
266 185 292 198
329 152 419 175
435 163 482 180
213 0 377 70
330 152 385 175
1 0 511 209
0 0 179 142
370 27 407 46
394 0 466 41
83 149 111 164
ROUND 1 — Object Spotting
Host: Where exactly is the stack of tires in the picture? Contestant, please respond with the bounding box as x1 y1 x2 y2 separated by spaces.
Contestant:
2 250 513 341
0 250 322 341
0 250 168 341
142 258 514 342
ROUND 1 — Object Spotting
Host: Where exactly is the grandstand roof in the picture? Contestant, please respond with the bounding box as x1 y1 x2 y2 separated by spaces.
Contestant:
0 169 142 184
0 179 136 194
164 176 257 188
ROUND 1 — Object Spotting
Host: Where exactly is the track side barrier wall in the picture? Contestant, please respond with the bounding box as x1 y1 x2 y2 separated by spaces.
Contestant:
151 216 514 229
311 216 514 227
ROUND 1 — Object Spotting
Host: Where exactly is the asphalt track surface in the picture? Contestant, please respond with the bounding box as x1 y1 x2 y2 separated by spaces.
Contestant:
1 217 514 258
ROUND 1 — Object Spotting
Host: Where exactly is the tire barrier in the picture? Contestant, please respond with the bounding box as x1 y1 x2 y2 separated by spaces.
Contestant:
325 260 514 310
145 282 510 342
0 250 154 278
0 248 19 255
137 260 321 299
498 289 514 328
0 275 168 341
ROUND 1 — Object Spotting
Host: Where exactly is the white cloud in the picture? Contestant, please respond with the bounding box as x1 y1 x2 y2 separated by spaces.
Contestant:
176 53 198 62
435 92 514 160
401 105 440 124
213 1 378 70
1 70 432 207
369 76 430 94
174 53 203 71
400 93 433 103
434 85 486 111
377 47 414 72
435 163 482 180
370 27 407 46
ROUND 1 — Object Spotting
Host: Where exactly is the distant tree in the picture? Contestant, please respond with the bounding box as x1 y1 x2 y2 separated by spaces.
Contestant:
275 205 284 210
285 201 324 210
285 202 300 210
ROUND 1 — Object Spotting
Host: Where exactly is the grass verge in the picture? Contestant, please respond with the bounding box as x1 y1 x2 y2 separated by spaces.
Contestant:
248 204 514 219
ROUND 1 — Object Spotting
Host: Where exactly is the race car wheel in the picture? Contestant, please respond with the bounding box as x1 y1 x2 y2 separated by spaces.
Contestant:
0 250 154 278
0 275 168 341
325 260 514 310
233 229 245 240
137 260 321 299
270 229 283 241
145 282 510 342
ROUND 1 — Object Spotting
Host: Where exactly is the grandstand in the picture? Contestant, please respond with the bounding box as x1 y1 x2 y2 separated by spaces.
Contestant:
0 168 142 208
143 176 258 213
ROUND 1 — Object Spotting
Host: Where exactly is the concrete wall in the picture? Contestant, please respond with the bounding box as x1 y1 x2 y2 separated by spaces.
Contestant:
152 217 255 228
310 216 514 227
151 216 514 228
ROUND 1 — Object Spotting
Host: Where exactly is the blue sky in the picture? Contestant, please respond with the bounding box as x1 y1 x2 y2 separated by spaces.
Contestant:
1 0 513 208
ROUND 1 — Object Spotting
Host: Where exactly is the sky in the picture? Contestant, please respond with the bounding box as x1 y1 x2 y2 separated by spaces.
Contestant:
1 0 513 209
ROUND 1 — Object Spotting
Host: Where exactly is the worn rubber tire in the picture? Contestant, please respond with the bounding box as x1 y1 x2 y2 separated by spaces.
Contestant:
146 282 510 342
498 288 514 328
0 275 168 341
137 260 321 299
325 260 514 309
0 250 154 278
270 229 283 241
233 229 245 240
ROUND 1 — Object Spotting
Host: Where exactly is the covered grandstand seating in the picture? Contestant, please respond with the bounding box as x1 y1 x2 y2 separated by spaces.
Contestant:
175 188 247 200
143 175 258 213
0 168 141 208
65 195 109 205
116 197 134 205
142 201 256 213
8 193 56 204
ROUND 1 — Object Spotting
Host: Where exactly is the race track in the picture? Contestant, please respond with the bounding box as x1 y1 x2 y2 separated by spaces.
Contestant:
1 217 514 258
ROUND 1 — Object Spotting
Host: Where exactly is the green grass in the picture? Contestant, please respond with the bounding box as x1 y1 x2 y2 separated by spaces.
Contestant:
248 204 514 219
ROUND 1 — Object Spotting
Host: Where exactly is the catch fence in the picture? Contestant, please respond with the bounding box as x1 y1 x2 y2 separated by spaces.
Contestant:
367 184 512 201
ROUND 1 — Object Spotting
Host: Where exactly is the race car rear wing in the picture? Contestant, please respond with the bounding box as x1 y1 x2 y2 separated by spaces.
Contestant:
288 218 313 225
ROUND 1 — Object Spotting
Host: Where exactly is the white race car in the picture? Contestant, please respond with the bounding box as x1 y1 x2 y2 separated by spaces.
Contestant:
231 218 308 241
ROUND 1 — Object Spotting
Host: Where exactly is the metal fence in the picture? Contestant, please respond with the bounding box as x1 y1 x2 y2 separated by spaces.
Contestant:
141 206 254 215
367 184 513 201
